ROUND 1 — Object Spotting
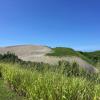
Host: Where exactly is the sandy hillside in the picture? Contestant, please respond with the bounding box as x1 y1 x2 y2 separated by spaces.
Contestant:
0 45 52 57
0 45 98 73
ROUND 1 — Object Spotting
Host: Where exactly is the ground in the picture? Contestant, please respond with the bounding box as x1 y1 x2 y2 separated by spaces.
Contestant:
0 79 25 100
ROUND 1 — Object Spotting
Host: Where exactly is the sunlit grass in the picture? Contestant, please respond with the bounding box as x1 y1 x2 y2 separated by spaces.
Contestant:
0 63 100 100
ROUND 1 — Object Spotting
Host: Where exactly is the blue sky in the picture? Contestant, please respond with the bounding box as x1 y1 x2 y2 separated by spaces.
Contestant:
0 0 100 51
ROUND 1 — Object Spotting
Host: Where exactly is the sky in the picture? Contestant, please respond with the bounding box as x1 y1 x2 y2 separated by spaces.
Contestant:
0 0 100 51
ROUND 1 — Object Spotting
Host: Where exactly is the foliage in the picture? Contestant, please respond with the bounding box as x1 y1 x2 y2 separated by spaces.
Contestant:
47 47 79 57
0 79 25 100
0 52 100 99
0 52 21 63
46 47 92 64
0 62 100 100
79 50 100 65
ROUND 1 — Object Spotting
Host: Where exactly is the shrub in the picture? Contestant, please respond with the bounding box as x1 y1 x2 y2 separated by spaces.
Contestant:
0 52 21 63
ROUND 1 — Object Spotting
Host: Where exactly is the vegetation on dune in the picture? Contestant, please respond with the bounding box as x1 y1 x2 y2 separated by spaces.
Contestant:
47 47 100 66
47 47 79 56
47 47 92 65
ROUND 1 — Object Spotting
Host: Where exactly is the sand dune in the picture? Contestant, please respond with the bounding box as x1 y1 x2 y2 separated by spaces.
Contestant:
0 45 98 73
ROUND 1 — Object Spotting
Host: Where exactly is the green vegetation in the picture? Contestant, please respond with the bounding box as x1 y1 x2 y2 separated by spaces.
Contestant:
0 79 25 100
0 52 100 100
47 47 79 56
47 47 100 66
0 52 21 63
47 47 93 65
79 50 100 65
0 62 100 100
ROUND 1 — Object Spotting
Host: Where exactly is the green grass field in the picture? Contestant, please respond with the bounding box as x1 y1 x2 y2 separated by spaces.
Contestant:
0 62 100 100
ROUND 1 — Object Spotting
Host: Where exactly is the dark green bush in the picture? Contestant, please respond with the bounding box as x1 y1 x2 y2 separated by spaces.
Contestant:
0 52 21 63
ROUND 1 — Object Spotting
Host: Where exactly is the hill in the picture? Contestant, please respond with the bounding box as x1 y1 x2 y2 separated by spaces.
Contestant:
47 47 79 56
0 45 52 58
0 45 100 100
47 47 95 65
79 51 100 64
0 45 99 73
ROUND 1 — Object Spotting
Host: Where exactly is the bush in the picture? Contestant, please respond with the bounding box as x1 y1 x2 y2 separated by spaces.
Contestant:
0 52 21 63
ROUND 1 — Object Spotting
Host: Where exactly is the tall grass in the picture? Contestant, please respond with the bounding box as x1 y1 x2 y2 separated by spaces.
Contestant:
0 62 100 100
